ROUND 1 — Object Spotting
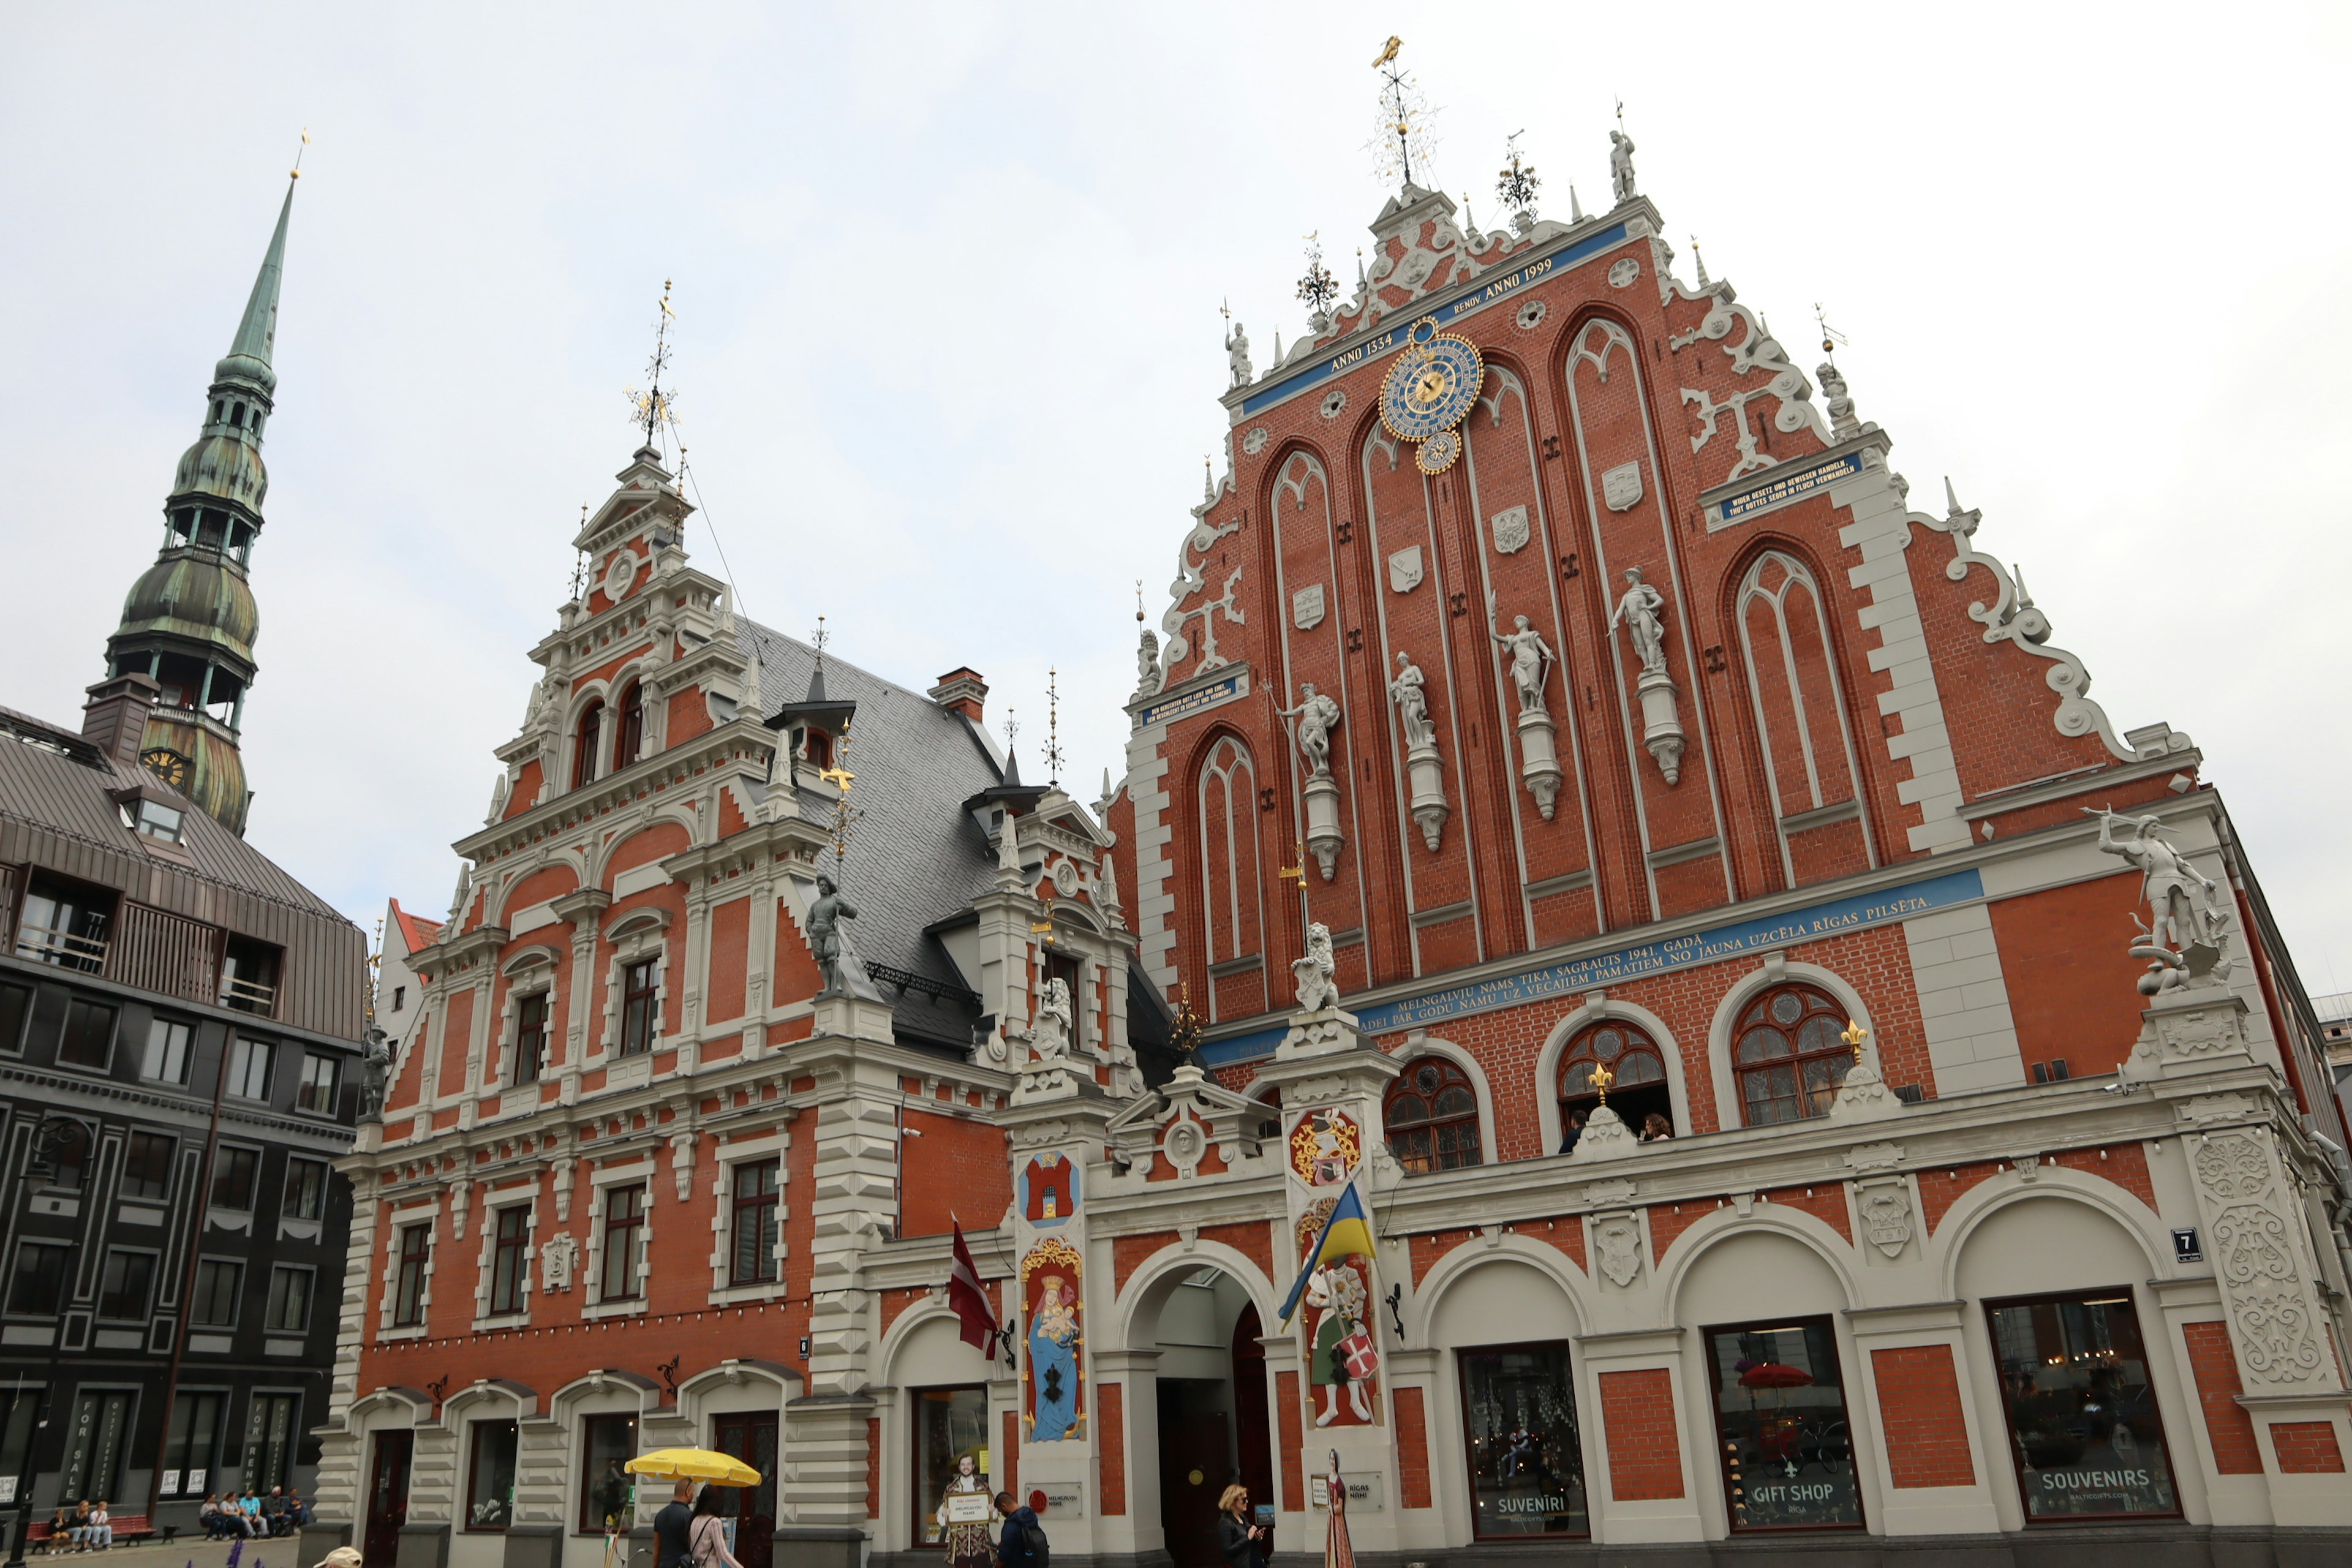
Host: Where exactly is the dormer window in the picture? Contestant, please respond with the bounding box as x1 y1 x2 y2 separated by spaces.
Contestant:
119 797 185 845
805 727 834 770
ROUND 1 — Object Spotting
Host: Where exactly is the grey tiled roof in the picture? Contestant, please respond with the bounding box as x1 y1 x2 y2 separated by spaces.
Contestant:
734 620 1001 1047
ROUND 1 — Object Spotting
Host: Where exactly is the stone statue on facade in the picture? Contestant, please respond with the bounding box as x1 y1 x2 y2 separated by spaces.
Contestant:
358 1025 393 1121
2091 808 2232 992
1291 921 1339 1014
1490 613 1556 715
1389 653 1435 748
1021 976 1074 1063
1226 320 1253 388
1608 567 1669 676
1134 626 1164 699
806 873 864 996
1276 684 1344 778
1609 130 1637 203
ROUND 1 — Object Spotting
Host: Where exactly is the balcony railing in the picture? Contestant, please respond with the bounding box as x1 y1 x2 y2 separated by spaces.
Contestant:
17 923 109 974
221 974 279 1016
112 901 224 1003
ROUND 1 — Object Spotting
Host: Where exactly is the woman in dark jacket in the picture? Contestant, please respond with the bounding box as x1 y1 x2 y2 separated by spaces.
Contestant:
1215 1484 1265 1568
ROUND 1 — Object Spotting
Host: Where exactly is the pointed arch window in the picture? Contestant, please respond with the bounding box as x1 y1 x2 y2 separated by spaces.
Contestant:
1384 1057 1482 1174
1193 734 1267 1020
573 701 605 790
614 682 644 771
1733 982 1852 1126
1735 551 1872 884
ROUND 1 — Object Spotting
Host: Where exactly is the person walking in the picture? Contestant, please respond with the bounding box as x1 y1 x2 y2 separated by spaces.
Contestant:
652 1480 696 1568
687 1488 744 1568
1215 1485 1265 1568
993 1491 1044 1568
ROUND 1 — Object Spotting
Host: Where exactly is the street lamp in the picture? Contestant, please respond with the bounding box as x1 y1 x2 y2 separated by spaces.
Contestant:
3 1116 96 1568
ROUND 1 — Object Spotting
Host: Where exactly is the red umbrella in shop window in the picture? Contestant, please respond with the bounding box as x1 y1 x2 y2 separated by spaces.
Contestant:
1738 1362 1814 1391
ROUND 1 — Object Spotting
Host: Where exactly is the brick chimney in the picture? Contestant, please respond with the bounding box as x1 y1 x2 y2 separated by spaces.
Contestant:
82 673 163 769
929 668 987 724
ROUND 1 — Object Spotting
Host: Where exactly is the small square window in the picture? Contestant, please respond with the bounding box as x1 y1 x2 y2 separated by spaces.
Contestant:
58 998 117 1070
296 1053 339 1114
282 1158 328 1221
210 1146 259 1212
123 1131 176 1201
7 1241 70 1315
143 1017 194 1084
98 1250 156 1321
265 1265 312 1333
191 1257 243 1327
227 1036 274 1099
121 799 184 844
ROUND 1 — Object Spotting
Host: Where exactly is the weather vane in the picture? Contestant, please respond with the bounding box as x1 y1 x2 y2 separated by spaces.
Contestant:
1002 707 1019 756
824 723 861 869
1815 304 1849 363
1366 36 1438 192
1134 579 1145 626
624 280 679 447
290 127 311 181
811 614 829 678
1297 231 1339 320
1044 668 1065 782
1495 130 1540 223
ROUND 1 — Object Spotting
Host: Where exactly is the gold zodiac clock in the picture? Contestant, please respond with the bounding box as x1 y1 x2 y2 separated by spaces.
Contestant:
1378 315 1485 475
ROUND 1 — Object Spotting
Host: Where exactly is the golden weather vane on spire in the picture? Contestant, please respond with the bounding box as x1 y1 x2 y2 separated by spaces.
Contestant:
624 280 679 448
1367 37 1437 191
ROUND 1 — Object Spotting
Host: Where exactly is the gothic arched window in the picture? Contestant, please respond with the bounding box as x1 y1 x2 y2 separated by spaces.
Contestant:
1193 734 1267 1020
1558 1019 1672 1140
1733 982 1852 1126
574 701 605 790
1384 1056 1482 1174
1736 551 1870 884
614 682 645 771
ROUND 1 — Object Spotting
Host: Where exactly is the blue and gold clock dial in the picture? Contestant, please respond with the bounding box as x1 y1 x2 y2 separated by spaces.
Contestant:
1379 318 1485 443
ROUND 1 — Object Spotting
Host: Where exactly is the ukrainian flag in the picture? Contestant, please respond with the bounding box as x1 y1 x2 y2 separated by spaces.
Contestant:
1278 1183 1377 1325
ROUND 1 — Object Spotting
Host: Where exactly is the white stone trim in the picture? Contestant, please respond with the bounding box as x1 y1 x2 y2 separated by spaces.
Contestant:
471 1189 539 1330
1902 902 2025 1095
706 1131 791 1297
377 1196 443 1341
582 1161 654 1317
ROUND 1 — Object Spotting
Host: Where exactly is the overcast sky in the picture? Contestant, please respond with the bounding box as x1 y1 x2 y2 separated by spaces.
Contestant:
7 3 2351 1001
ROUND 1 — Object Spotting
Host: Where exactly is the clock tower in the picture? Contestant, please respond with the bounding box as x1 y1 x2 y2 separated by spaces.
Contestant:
102 174 296 834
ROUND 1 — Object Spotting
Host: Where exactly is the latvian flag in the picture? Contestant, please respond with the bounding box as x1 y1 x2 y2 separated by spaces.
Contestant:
948 1218 1000 1351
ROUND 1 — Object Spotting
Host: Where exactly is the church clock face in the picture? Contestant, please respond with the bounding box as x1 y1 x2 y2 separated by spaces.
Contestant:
140 747 191 790
1378 317 1484 443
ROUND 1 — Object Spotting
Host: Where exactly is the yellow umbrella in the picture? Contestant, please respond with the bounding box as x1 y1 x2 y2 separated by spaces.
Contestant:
626 1448 762 1487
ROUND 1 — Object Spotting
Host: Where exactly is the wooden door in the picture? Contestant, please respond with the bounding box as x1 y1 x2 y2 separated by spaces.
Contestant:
1156 1399 1231 1568
710 1412 778 1568
364 1430 412 1568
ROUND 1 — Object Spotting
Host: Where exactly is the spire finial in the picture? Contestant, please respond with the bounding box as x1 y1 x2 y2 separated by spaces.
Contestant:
1691 236 1709 288
1495 131 1540 232
219 174 298 388
1045 668 1064 783
625 281 679 451
290 127 311 181
1367 36 1436 191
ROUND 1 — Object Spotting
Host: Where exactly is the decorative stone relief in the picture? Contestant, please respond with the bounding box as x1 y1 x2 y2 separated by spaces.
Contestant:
1856 1180 1913 1259
1292 584 1327 630
1388 546 1425 595
2192 1131 2328 1385
1320 389 1348 421
1243 426 1270 456
1160 506 1246 677
1607 257 1640 289
1592 1212 1643 1287
1020 978 1074 1066
1291 922 1339 1013
1489 505 1530 554
540 1231 576 1292
1515 299 1548 331
1164 1116 1208 1180
1602 461 1643 512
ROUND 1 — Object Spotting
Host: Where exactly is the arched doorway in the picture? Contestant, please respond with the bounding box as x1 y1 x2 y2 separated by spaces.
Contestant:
1153 1268 1275 1568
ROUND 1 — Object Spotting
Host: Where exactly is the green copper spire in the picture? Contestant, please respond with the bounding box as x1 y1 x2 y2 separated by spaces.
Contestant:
104 173 301 837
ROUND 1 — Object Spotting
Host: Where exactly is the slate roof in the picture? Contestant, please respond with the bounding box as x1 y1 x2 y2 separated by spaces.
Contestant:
0 702 346 922
734 620 1004 1049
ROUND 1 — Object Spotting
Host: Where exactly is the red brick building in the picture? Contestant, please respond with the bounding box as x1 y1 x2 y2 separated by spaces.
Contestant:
311 132 2352 1568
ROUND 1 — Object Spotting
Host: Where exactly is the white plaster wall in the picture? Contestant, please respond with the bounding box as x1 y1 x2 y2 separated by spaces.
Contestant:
1904 903 2026 1095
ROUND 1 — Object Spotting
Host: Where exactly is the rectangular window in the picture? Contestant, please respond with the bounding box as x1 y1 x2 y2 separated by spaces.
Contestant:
40 1121 92 1191
579 1413 639 1533
489 1207 530 1316
392 984 407 1013
59 1389 132 1506
282 1157 328 1221
191 1259 243 1327
221 938 281 1016
58 997 117 1069
467 1419 519 1531
911 1387 990 1547
297 1052 339 1114
211 1145 259 1210
1457 1343 1588 1539
97 1251 156 1321
7 1241 70 1316
729 1159 780 1286
123 1131 176 1201
0 980 32 1053
619 960 659 1055
125 798 184 843
514 992 548 1085
160 1390 224 1497
1986 1290 2179 1520
227 1036 274 1099
265 1265 313 1333
242 1391 298 1491
600 1185 646 1301
142 1017 194 1084
1703 1317 1863 1531
393 1224 432 1327
17 878 111 973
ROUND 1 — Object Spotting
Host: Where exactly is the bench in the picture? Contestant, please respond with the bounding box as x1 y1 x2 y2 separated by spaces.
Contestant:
28 1515 155 1551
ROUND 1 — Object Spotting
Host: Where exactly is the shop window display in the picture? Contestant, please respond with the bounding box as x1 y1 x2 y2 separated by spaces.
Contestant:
1985 1290 2178 1520
1456 1343 1586 1538
912 1385 989 1547
1703 1317 1861 1531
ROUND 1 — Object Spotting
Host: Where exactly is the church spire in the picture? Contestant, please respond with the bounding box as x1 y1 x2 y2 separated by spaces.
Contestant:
104 172 300 835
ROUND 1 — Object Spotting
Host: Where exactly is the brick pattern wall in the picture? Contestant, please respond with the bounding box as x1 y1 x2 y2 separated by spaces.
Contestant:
1202 1219 1275 1280
1597 1368 1683 1500
865 1416 881 1520
2270 1420 2346 1474
1648 1202 1707 1263
1393 1385 1433 1507
899 1107 1012 1240
1277 1370 1303 1510
1918 1161 2000 1235
2048 1143 2157 1211
1763 1184 1853 1243
1099 1382 1126 1514
1869 1345 1975 1488
1537 1217 1586 1273
1113 1231 1177 1292
1002 1410 1019 1499
2180 1321 2263 1475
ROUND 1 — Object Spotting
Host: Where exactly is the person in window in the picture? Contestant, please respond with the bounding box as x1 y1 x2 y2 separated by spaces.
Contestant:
1558 1109 1586 1156
1215 1484 1265 1568
688 1487 744 1568
1639 1113 1673 1142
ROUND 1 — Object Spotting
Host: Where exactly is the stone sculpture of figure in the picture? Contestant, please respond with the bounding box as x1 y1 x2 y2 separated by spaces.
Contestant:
1226 320 1253 388
1292 921 1338 1013
1490 614 1556 714
1609 129 1637 202
1608 567 1669 676
539 1231 576 1293
358 1027 393 1120
1022 977 1074 1063
1389 652 1434 748
1134 627 1163 699
2094 810 2226 955
1276 684 1344 777
806 873 862 995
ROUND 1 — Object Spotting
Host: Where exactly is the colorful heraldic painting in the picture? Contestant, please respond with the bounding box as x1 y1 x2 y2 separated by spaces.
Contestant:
1289 1108 1362 1188
1021 1153 1077 1229
1022 1237 1085 1441
1296 1200 1381 1428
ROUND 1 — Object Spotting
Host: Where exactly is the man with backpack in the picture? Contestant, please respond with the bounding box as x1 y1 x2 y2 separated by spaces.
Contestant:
993 1491 1047 1568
